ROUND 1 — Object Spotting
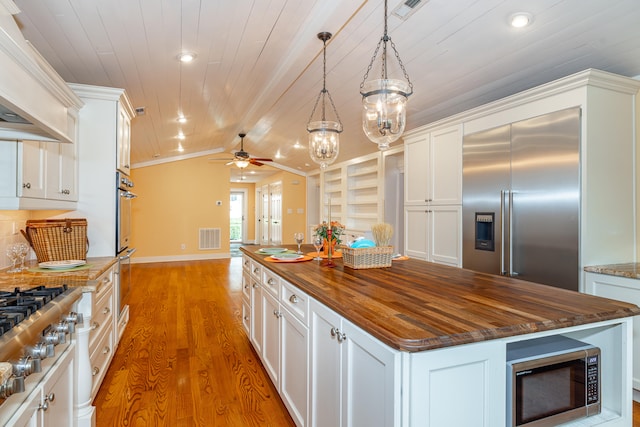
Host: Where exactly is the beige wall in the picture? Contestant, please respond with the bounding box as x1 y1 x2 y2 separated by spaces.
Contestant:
257 171 307 245
131 156 232 258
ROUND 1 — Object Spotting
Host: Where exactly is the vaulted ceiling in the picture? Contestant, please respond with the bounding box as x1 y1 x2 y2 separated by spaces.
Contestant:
12 0 640 181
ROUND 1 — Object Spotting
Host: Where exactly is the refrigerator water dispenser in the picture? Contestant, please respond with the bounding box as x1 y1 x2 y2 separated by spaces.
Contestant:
475 213 495 251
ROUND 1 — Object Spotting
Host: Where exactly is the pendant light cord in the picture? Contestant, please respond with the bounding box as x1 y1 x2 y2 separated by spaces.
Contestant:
306 33 343 131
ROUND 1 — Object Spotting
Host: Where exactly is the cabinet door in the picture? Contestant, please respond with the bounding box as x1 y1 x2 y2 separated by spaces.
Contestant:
262 290 281 389
116 104 131 175
404 206 429 260
250 279 263 355
4 388 41 427
404 133 430 205
280 308 309 427
341 320 400 427
309 299 342 427
42 347 74 427
429 205 462 267
429 125 462 205
45 141 78 201
18 141 46 199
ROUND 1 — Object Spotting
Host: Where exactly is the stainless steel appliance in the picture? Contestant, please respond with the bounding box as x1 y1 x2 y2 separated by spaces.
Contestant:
0 285 83 425
462 107 580 291
116 172 136 322
507 335 600 426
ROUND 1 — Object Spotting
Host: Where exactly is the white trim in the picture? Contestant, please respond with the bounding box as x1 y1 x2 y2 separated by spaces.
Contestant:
132 253 230 264
230 188 248 243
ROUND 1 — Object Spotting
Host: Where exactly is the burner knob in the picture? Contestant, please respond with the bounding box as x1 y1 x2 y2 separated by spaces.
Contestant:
0 376 25 398
64 312 84 332
44 330 60 346
30 342 55 360
14 356 40 376
55 321 70 343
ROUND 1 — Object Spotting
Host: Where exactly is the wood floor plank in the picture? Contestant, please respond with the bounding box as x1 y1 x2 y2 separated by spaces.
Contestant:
93 259 295 427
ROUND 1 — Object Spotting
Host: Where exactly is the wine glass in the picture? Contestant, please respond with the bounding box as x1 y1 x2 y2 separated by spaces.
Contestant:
312 235 323 260
17 243 30 271
6 244 20 273
294 232 304 254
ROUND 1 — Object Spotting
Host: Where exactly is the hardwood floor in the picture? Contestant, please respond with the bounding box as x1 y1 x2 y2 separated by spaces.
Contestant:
93 259 295 427
93 258 640 426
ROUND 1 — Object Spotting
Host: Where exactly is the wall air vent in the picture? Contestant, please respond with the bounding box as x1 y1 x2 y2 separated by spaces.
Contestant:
392 0 428 20
199 228 221 250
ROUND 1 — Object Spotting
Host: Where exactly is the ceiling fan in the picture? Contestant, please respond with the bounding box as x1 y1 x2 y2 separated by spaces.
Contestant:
218 133 273 168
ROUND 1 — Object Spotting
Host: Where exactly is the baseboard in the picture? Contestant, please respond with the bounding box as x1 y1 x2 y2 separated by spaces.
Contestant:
132 253 230 264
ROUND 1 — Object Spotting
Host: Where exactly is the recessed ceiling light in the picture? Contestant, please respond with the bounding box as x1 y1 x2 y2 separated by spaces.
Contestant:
177 115 187 123
178 132 185 140
510 12 533 28
177 52 196 63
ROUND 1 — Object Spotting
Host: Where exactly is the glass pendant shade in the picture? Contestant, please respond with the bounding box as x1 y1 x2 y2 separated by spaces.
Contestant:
361 78 410 150
308 120 340 169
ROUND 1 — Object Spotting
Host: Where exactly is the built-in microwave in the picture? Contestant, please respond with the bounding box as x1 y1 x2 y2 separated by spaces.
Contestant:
507 335 601 427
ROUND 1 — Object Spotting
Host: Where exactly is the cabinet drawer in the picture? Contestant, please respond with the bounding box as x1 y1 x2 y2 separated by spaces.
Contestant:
89 286 114 351
262 269 280 297
250 260 261 280
242 255 251 273
242 271 251 302
281 279 309 325
90 325 114 398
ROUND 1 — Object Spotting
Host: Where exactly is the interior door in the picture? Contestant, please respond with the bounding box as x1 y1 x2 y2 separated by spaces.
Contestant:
270 182 282 245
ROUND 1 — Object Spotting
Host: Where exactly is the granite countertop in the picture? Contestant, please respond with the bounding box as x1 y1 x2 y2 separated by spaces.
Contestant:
243 245 640 352
0 257 118 292
584 262 640 280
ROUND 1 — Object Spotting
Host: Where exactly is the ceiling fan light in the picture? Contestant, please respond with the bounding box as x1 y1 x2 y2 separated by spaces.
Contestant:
308 120 340 169
361 79 410 150
234 159 250 169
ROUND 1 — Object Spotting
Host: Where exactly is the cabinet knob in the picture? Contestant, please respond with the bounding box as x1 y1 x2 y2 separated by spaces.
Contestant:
22 182 31 189
289 294 299 304
92 367 100 376
61 189 70 195
267 278 276 286
91 321 100 330
252 283 258 289
102 306 111 315
103 346 111 355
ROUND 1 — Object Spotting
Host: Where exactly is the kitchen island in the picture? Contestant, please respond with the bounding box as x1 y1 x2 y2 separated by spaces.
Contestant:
241 246 640 427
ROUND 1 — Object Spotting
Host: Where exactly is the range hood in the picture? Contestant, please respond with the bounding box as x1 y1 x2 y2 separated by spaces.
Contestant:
0 1 83 143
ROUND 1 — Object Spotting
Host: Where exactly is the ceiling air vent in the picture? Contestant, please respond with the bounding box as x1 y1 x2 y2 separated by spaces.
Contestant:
392 0 428 20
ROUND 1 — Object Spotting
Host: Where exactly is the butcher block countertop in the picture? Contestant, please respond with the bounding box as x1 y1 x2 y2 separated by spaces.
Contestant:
243 246 640 352
585 262 640 280
0 257 117 292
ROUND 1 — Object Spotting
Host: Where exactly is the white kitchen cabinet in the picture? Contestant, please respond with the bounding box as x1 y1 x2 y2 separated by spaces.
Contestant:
584 271 640 400
405 205 462 266
280 302 309 427
241 271 251 335
250 276 263 356
309 298 401 427
262 290 281 388
6 344 75 427
19 141 47 200
45 141 78 201
404 124 462 206
116 103 132 175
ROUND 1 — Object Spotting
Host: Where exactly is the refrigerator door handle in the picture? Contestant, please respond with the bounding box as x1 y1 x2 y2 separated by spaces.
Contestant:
500 190 506 275
508 190 515 277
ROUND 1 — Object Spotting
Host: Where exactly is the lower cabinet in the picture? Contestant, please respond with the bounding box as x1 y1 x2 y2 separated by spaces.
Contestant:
309 298 401 427
584 271 640 399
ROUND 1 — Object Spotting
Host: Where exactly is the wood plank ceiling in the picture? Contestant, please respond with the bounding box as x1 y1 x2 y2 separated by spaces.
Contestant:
11 0 640 182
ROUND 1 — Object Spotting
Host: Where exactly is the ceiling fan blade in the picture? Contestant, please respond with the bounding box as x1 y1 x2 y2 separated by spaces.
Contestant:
225 160 235 166
249 159 264 166
251 158 273 162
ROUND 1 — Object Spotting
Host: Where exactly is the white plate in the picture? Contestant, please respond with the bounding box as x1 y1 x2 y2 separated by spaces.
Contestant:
270 254 304 261
258 247 288 254
38 260 87 269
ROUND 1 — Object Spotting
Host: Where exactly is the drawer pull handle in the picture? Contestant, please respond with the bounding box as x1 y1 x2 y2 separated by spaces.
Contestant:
267 278 276 286
289 294 299 304
252 283 258 289
92 367 100 376
102 307 111 315
103 346 111 355
253 268 259 274
243 316 249 321
91 322 100 330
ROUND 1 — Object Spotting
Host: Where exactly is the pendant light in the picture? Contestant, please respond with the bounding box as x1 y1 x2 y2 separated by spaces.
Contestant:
307 32 342 169
360 0 414 150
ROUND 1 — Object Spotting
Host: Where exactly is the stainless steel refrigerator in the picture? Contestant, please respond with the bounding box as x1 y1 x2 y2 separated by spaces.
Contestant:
462 107 580 291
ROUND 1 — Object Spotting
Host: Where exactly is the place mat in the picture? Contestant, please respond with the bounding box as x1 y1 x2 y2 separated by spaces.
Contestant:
392 256 410 261
305 251 342 259
265 255 313 263
28 263 93 273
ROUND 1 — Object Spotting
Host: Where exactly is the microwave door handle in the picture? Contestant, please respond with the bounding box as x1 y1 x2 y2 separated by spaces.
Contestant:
119 248 136 260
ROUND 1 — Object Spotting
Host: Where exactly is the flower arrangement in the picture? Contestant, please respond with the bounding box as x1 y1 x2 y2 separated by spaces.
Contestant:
314 221 345 245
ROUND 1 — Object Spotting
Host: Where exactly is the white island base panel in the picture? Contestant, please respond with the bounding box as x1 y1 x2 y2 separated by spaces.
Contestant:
403 320 634 427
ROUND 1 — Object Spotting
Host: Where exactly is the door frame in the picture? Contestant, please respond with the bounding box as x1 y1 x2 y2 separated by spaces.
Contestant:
230 188 248 243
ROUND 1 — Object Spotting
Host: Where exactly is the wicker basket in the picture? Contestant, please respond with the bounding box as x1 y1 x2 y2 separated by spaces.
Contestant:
341 245 394 269
22 218 88 262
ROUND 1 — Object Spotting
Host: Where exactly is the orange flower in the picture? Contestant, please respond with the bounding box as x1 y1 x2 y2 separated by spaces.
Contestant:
313 221 345 244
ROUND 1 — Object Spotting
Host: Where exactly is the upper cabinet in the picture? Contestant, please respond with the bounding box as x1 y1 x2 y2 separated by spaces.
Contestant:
0 2 82 143
404 124 462 206
116 101 133 175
